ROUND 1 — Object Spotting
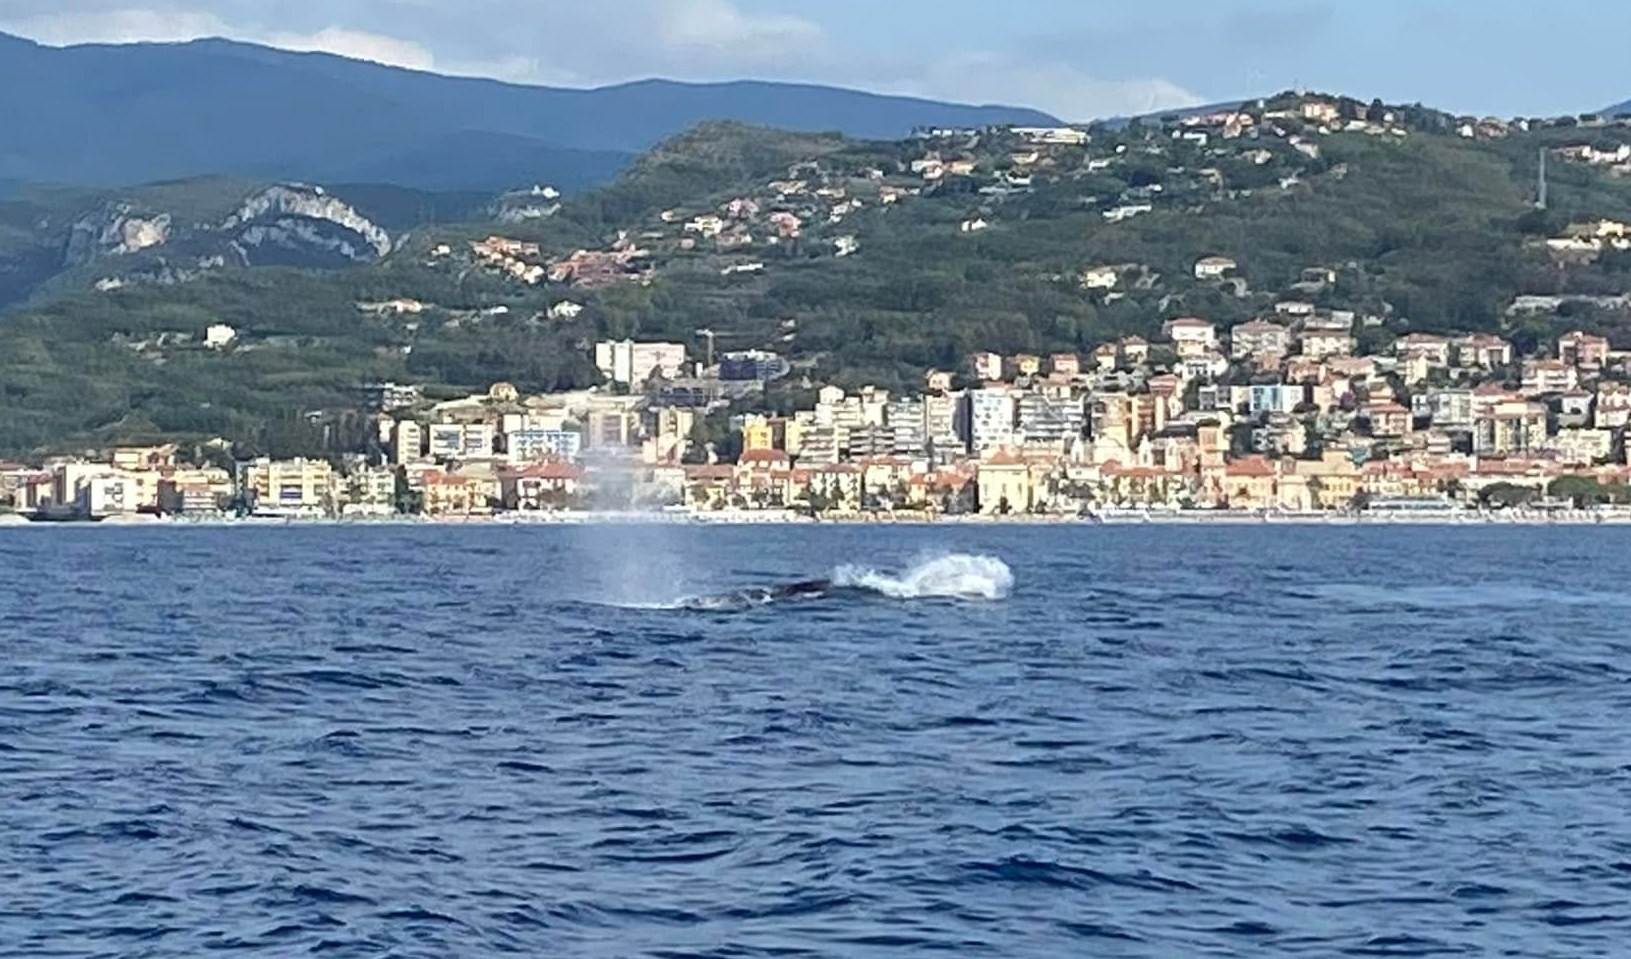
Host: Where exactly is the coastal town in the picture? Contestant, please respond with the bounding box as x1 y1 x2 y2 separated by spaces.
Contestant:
5 92 1631 524
7 309 1631 523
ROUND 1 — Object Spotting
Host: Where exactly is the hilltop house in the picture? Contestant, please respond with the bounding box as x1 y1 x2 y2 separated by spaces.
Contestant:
1012 127 1089 146
1230 320 1290 360
1081 265 1121 290
1194 256 1238 280
1453 334 1514 371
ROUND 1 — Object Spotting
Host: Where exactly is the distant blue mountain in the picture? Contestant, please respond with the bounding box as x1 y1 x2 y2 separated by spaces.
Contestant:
0 32 1058 193
1605 99 1631 117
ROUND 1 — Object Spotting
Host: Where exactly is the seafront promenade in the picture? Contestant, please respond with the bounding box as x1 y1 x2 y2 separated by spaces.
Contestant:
8 507 1631 528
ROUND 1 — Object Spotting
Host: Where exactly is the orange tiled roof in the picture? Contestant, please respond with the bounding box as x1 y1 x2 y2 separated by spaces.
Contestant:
508 461 583 481
1225 456 1277 477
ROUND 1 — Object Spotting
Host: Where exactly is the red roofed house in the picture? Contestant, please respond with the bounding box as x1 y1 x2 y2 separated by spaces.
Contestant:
501 461 585 510
422 470 493 516
1117 336 1151 366
683 464 736 510
1049 353 1081 378
1200 455 1310 510
1365 402 1414 439
1395 333 1452 367
1453 334 1513 370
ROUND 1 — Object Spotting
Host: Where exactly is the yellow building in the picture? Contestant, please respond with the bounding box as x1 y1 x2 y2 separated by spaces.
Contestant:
159 467 235 514
1294 452 1363 510
1214 456 1278 510
241 458 336 512
1098 464 1189 508
740 414 776 453
977 454 1033 514
421 470 492 516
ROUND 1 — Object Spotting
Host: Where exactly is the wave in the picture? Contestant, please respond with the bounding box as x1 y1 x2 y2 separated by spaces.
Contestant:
613 553 1014 611
832 554 1013 602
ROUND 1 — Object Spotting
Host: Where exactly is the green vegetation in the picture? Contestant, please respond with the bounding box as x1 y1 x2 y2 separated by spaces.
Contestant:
1548 474 1631 507
3 100 1631 456
1479 482 1542 509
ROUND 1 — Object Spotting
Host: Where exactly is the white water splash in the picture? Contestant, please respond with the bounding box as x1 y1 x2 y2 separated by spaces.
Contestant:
832 554 1014 601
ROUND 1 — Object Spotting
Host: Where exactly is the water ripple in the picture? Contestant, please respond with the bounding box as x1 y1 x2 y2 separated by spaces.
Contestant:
5 524 1631 956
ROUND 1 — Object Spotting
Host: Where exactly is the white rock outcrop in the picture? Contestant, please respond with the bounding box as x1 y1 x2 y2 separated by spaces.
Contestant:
223 184 392 259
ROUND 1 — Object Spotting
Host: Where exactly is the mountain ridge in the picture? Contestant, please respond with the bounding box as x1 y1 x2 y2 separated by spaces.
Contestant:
0 31 1058 193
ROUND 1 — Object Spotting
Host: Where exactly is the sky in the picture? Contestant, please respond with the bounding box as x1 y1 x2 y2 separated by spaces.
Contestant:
1 0 1628 120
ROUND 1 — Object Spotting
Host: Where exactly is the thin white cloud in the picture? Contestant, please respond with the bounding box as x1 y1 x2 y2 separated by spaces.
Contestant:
904 52 1204 120
0 8 229 45
262 26 437 71
654 0 825 58
1 7 440 71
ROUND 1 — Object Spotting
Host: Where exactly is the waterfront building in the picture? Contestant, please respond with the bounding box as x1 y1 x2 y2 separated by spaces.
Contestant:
240 458 336 512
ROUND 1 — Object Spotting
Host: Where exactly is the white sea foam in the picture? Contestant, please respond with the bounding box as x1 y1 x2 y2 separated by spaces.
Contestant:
832 554 1013 601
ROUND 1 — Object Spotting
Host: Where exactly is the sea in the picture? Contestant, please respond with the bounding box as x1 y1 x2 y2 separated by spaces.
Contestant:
3 524 1630 958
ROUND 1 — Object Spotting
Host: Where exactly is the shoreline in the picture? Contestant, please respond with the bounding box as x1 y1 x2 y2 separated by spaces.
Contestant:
6 509 1631 528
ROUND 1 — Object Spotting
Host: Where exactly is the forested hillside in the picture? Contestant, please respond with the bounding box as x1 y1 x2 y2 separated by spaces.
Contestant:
4 93 1631 454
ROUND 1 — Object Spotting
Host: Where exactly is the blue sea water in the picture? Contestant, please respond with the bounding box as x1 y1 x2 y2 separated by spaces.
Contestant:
3 524 1631 958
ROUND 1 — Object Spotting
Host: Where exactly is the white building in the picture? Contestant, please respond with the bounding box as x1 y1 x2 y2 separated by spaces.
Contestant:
925 392 965 456
968 351 1005 382
886 399 928 455
1246 384 1305 417
506 429 583 463
1081 266 1120 290
1230 320 1290 359
204 324 237 349
342 467 399 515
595 340 687 388
427 423 497 462
1414 389 1474 429
391 420 425 464
1017 392 1086 445
1163 317 1218 357
1012 127 1089 146
239 458 336 512
76 474 140 515
968 387 1018 453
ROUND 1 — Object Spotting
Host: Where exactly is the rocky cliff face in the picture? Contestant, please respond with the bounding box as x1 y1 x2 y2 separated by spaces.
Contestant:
59 183 392 274
64 204 173 265
222 185 392 261
0 178 419 311
493 184 562 224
